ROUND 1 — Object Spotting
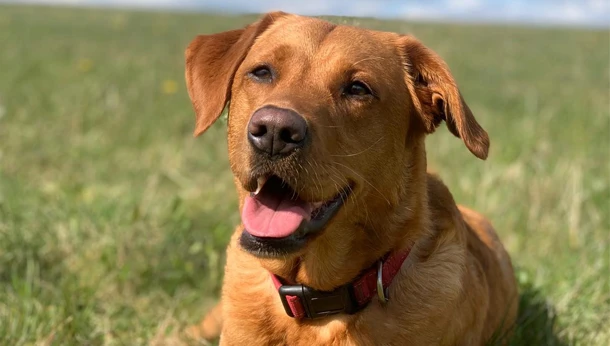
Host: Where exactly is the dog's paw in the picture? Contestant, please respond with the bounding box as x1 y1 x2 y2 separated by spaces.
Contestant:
183 324 204 340
183 303 223 343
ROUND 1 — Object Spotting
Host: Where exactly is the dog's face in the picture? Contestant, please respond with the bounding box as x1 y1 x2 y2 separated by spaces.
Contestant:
186 12 489 262
226 16 417 257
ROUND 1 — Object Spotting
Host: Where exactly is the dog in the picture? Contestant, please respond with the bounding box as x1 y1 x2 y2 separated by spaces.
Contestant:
183 11 518 345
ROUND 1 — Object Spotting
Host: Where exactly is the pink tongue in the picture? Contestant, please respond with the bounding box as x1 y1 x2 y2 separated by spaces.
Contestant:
242 189 312 238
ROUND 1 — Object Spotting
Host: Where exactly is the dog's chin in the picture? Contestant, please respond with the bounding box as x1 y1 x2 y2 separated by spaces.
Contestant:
239 175 352 258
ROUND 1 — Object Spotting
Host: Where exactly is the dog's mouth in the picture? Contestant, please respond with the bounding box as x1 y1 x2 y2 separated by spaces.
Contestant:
240 175 351 257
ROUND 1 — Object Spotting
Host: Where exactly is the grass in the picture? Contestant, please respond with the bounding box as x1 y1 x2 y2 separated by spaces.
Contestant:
0 4 608 345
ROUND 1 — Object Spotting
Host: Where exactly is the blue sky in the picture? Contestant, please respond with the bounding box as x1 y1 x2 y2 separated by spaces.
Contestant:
5 0 610 27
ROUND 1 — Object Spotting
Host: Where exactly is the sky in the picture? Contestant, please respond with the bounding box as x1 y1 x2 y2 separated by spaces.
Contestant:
4 0 610 28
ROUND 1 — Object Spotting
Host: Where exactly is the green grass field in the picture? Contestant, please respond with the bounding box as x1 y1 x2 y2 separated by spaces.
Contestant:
0 5 608 345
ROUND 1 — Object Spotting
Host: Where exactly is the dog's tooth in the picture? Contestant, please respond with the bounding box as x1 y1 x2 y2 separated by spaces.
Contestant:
254 176 267 195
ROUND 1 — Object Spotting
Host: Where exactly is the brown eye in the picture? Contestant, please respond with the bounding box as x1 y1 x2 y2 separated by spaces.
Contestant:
344 81 372 97
249 66 273 82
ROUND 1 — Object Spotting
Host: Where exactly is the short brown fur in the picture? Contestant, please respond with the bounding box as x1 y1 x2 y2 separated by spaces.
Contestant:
184 12 517 345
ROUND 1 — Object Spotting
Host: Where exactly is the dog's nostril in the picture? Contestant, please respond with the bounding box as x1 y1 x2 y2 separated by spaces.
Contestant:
280 128 304 144
250 123 267 137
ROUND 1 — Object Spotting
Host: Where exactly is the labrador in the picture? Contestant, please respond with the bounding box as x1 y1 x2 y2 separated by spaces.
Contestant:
184 11 518 346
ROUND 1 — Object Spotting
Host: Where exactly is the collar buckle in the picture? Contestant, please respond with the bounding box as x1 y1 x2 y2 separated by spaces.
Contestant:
278 283 358 319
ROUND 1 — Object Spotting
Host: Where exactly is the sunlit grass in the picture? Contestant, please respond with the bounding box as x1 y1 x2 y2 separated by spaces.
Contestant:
0 5 608 345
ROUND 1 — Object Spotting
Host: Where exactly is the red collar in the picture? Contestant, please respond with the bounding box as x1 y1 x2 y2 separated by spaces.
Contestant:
270 247 412 319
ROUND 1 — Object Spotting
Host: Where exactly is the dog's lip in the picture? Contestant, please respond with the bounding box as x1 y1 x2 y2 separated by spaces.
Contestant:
307 186 351 222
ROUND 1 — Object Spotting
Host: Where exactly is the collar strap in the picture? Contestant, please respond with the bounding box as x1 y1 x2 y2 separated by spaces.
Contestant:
270 247 411 319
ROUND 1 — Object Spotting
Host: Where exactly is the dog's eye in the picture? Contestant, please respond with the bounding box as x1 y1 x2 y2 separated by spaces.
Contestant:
249 66 273 82
344 81 372 97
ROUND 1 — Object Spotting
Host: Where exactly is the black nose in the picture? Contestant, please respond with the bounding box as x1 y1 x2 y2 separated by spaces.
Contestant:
247 106 308 157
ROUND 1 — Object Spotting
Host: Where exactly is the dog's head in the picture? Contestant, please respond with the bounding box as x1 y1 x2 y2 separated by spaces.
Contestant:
185 12 488 267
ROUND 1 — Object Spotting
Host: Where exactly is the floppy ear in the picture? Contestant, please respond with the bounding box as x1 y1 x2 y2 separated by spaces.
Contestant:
185 11 288 137
398 35 490 160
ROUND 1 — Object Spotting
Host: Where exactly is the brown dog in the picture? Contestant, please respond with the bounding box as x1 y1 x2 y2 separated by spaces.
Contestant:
184 12 518 346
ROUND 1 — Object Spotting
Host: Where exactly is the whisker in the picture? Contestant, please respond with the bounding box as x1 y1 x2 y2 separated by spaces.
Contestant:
320 163 344 202
327 164 379 239
306 158 324 200
333 162 391 206
331 136 384 157
351 56 385 67
299 161 312 198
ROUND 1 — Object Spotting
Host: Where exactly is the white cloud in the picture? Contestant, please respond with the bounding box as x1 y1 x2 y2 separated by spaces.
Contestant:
446 0 482 11
587 0 609 11
396 4 445 21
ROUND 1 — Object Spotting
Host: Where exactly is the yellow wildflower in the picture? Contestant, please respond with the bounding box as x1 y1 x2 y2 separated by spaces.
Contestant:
77 58 93 72
162 79 178 94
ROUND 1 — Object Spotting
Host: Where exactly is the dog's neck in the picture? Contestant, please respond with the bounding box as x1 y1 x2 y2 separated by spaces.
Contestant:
250 136 433 291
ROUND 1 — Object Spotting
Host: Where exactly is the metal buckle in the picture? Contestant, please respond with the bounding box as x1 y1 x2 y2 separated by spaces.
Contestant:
377 260 389 304
278 284 358 319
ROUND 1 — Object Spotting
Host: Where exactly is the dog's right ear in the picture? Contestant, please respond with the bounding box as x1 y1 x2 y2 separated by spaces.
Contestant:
185 11 288 137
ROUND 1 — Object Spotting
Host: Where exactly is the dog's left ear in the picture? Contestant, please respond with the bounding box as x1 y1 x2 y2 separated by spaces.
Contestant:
185 11 289 137
398 35 490 160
